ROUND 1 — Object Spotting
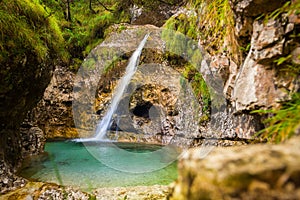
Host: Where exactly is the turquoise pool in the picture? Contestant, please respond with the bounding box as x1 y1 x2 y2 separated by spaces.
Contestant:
19 141 178 191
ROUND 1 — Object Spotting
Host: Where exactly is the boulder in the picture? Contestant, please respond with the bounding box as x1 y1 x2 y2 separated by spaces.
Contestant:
169 136 300 200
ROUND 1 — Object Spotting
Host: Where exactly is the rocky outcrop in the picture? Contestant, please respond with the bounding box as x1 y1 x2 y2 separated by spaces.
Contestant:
0 49 55 195
0 161 27 195
2 182 168 200
229 0 287 46
94 185 169 200
197 0 300 139
233 16 300 111
73 25 203 146
129 0 182 26
169 136 300 200
1 182 93 200
23 66 77 139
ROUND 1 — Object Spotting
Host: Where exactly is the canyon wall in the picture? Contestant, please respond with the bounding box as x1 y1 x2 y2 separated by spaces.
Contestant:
1 0 299 195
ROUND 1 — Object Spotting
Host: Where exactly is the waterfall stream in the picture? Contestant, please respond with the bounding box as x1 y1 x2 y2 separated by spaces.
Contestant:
74 34 150 142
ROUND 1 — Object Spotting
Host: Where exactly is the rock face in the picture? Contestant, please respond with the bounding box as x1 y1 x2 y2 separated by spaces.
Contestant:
1 182 92 200
233 17 299 111
73 25 203 145
129 0 182 26
23 66 77 139
0 161 27 195
169 136 300 200
198 0 300 139
0 48 54 194
229 0 286 47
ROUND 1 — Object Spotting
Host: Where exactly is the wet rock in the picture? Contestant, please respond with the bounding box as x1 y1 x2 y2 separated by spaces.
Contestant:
20 126 45 158
0 41 54 194
169 136 300 200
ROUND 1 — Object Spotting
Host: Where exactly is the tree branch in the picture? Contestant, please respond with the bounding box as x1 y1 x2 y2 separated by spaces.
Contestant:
96 0 114 12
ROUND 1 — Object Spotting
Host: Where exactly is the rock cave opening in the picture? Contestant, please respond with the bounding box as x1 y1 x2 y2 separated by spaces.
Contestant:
132 101 154 119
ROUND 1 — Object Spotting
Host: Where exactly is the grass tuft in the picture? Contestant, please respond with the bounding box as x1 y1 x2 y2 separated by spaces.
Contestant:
252 93 300 143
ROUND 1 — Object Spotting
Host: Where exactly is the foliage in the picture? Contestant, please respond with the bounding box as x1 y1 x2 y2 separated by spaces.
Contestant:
0 0 67 63
182 63 211 119
131 0 182 11
164 13 199 39
38 0 131 70
257 1 300 21
162 15 211 123
163 0 240 61
252 93 300 143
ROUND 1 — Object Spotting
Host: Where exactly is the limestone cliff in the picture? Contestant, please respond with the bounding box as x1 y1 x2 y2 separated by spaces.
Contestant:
22 0 300 143
2 0 299 195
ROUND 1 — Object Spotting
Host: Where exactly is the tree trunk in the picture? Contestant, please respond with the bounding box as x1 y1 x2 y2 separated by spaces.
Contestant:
66 0 71 21
89 0 96 14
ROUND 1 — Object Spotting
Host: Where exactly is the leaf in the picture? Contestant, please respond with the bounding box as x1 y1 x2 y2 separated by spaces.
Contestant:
274 55 292 65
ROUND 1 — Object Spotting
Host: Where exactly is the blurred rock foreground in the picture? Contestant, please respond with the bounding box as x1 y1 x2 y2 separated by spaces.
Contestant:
2 136 300 199
169 135 300 200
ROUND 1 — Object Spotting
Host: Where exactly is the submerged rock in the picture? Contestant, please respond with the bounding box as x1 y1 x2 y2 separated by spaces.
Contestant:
169 136 300 200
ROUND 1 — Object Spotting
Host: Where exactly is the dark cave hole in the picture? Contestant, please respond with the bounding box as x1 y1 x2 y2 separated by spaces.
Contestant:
132 101 153 118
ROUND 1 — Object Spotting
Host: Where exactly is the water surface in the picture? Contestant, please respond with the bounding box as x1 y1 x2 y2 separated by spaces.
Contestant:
20 141 178 191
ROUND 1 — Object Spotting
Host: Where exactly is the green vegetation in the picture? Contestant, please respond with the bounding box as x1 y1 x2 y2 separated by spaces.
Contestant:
257 1 300 21
253 93 300 143
251 1 300 143
0 0 66 63
38 0 131 70
182 63 211 120
163 13 198 39
0 0 132 71
163 0 239 60
275 53 300 76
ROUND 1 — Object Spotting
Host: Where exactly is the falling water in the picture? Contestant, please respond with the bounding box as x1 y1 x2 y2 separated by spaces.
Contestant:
74 34 150 142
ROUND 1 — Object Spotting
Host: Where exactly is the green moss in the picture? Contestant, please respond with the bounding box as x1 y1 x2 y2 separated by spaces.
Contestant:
163 0 240 60
0 0 66 62
164 13 199 40
182 63 211 120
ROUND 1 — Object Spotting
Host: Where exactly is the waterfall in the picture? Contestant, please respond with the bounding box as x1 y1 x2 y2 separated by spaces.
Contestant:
74 34 150 142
